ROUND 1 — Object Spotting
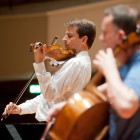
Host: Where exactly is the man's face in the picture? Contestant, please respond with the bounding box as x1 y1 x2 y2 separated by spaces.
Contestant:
62 26 83 53
99 14 120 50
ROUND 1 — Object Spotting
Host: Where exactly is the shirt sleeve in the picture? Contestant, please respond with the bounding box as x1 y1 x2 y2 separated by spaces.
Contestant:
33 58 91 102
19 94 43 115
124 63 140 99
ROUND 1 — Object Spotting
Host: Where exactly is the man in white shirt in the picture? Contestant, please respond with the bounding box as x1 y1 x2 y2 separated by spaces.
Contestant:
2 18 96 122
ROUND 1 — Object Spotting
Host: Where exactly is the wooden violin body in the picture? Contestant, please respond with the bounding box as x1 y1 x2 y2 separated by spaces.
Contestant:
30 43 75 61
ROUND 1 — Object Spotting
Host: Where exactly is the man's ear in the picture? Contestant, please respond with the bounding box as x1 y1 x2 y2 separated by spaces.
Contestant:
118 29 126 40
81 36 88 43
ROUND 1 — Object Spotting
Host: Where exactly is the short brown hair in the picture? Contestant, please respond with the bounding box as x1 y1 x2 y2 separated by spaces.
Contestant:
65 18 96 49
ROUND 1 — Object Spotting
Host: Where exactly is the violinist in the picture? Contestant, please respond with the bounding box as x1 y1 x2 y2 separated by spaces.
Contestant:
2 18 96 122
46 5 140 139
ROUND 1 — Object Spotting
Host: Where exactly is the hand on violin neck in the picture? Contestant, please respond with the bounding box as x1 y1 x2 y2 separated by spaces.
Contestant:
33 44 46 63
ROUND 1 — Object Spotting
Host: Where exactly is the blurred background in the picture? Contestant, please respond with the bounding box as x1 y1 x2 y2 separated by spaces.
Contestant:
0 0 140 123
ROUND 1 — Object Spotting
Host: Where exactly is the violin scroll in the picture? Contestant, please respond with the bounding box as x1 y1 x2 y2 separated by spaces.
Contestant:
29 42 43 52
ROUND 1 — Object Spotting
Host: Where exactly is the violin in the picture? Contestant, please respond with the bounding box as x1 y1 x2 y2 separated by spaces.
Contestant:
30 42 76 61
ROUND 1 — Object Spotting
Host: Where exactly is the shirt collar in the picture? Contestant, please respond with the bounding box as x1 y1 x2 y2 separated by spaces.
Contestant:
76 51 89 57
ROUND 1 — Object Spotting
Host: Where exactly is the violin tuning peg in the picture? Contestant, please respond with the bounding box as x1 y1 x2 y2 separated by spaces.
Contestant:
29 43 35 52
35 42 43 48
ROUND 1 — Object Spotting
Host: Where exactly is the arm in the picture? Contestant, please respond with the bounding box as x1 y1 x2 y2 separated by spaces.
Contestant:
18 94 43 114
93 48 139 118
2 94 43 116
33 51 91 102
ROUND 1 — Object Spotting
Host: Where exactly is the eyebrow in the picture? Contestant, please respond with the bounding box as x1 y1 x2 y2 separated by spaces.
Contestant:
66 32 73 36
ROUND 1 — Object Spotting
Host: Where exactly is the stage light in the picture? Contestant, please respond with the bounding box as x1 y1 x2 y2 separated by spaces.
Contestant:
29 84 41 94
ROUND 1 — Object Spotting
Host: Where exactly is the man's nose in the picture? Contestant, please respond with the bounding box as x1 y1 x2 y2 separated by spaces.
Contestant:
62 35 67 41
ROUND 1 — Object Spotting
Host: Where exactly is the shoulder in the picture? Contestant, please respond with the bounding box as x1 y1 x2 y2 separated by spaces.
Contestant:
68 51 91 64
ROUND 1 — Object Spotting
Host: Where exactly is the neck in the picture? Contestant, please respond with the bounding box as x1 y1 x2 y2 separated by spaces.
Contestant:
76 46 89 54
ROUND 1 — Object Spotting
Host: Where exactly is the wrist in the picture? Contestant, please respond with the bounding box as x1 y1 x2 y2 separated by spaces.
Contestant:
18 106 22 114
35 59 44 64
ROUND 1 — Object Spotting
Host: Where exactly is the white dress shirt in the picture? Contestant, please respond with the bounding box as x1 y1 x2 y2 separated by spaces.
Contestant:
19 51 92 121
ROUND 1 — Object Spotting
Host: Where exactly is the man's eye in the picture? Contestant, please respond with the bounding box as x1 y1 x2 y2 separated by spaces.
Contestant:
68 35 72 38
